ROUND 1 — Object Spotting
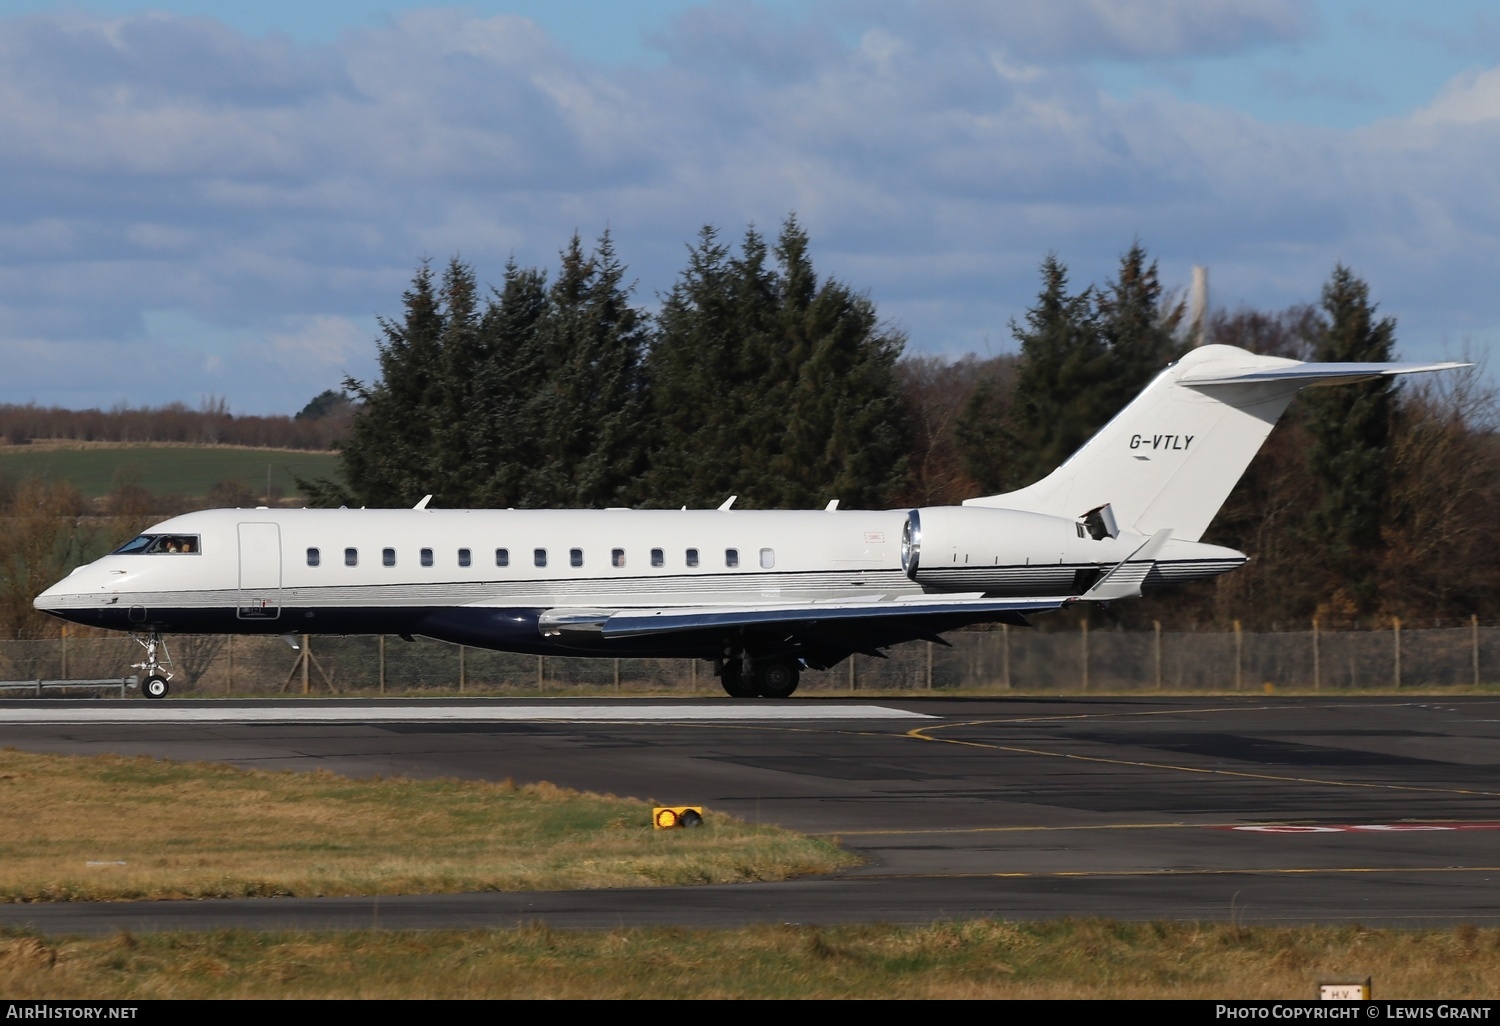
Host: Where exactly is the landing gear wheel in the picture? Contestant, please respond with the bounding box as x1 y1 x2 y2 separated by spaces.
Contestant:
129 632 174 700
753 659 800 699
719 661 757 698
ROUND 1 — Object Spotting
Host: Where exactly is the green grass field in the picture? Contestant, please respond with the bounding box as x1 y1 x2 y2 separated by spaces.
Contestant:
0 444 341 500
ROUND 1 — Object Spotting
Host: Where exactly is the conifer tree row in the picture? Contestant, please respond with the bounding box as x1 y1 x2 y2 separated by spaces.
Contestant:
644 219 908 509
316 219 911 511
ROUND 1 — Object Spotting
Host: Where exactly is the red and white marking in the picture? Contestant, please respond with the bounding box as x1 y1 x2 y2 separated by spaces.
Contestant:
1219 822 1500 834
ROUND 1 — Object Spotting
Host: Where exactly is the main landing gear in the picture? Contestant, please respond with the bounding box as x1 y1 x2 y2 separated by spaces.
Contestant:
129 632 173 700
716 655 801 699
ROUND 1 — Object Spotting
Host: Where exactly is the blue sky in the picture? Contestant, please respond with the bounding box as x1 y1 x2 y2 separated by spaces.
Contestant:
2 1 1498 413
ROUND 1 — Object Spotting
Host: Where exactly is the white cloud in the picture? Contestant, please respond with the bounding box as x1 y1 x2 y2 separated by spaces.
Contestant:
911 0 1313 61
266 314 367 369
1409 67 1500 126
0 2 1497 415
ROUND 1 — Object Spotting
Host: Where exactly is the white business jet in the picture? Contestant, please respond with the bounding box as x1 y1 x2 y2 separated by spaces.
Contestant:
34 344 1463 699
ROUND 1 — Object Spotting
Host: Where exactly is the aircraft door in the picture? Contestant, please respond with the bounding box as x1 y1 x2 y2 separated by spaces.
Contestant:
237 522 282 620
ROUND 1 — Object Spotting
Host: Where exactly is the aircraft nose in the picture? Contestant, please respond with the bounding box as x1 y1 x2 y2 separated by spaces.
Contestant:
33 577 70 613
33 565 93 613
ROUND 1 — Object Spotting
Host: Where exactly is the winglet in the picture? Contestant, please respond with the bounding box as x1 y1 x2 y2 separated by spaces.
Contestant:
717 495 737 511
1080 529 1172 602
414 495 432 510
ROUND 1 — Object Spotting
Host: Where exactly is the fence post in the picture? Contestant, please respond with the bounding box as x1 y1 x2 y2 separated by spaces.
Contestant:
1153 620 1162 690
378 634 385 694
926 640 933 690
1393 617 1401 690
1081 618 1089 692
227 634 234 694
614 658 620 692
691 659 697 692
1312 617 1320 691
1234 620 1243 691
1002 623 1011 690
537 655 544 692
459 644 466 693
1474 615 1481 688
301 634 310 695
60 627 67 679
849 653 857 692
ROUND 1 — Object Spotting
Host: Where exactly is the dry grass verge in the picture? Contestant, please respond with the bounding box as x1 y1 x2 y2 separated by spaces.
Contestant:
0 749 854 901
3 920 1499 999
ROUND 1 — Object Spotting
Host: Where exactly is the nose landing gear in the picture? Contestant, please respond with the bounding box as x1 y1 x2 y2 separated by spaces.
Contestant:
129 632 173 700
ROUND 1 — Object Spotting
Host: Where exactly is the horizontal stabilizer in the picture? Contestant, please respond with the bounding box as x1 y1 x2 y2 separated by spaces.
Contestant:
1180 360 1467 388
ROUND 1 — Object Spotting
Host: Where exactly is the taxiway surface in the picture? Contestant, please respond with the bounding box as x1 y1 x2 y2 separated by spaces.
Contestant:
2 694 1498 932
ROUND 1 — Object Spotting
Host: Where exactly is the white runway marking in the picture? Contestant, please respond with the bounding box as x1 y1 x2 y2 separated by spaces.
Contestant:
0 703 933 725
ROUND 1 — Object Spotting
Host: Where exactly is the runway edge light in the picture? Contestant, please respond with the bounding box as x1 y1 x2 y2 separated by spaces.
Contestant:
1318 977 1371 1000
653 806 704 829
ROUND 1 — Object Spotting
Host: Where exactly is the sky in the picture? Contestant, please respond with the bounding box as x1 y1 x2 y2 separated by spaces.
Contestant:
3 0 1499 414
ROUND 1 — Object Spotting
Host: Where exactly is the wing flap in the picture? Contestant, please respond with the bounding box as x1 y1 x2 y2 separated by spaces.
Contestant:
597 595 1070 639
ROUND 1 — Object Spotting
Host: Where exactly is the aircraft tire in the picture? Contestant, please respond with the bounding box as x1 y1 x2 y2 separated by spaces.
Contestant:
754 659 800 699
719 664 757 698
142 674 170 700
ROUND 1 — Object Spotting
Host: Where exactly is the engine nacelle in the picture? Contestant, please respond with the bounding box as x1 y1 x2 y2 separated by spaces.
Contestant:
901 505 1134 595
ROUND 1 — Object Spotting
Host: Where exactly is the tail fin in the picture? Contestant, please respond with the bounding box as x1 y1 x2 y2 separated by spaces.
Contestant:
963 344 1466 542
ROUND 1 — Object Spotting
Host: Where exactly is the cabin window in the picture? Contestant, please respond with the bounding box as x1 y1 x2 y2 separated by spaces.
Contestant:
382 548 396 567
306 548 320 567
496 548 510 567
570 548 584 568
725 548 739 568
344 547 358 567
686 548 699 568
760 547 775 569
611 548 625 568
421 548 434 567
534 548 547 568
651 548 664 568
458 548 471 567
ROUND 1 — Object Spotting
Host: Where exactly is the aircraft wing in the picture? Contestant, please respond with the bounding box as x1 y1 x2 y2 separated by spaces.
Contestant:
538 595 1071 640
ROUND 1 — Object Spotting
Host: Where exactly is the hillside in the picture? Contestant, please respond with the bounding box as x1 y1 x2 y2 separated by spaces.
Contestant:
0 442 341 504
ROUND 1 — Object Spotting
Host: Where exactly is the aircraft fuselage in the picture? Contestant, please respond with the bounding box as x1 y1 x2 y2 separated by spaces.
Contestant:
35 505 1242 660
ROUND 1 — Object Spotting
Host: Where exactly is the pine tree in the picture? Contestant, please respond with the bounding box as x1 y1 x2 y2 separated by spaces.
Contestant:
644 219 908 509
469 260 550 508
318 260 448 507
532 232 650 508
968 245 1186 493
1095 241 1187 417
974 254 1102 489
1302 265 1397 612
761 217 908 509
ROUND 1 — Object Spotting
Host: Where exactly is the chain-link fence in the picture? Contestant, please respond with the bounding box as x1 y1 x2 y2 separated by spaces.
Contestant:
2 620 1495 696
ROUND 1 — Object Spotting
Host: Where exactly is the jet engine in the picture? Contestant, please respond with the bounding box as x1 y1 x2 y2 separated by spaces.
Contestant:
901 505 1127 594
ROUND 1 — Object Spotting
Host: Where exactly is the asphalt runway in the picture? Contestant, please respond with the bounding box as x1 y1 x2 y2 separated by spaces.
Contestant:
3 694 1499 933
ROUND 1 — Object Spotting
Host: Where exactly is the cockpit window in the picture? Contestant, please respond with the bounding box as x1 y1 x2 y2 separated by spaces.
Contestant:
111 534 201 555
